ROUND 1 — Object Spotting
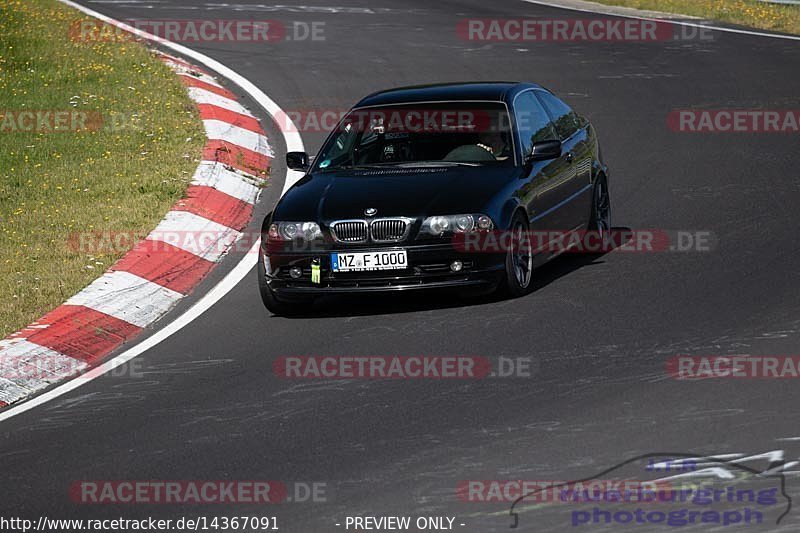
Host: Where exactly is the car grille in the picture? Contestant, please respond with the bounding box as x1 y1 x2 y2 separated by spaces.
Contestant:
330 220 368 243
370 218 410 243
330 218 411 244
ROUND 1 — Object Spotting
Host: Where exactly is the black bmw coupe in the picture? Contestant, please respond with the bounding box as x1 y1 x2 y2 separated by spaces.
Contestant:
258 82 610 315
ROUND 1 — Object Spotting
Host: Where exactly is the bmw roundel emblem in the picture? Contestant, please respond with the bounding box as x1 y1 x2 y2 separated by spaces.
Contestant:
365 207 378 217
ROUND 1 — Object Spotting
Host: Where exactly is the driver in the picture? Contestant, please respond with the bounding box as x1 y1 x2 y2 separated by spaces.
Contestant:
444 128 509 162
475 129 508 158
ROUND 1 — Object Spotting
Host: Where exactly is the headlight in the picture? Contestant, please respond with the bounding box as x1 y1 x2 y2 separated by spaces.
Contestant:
420 214 493 236
268 221 323 241
428 216 451 234
454 215 474 232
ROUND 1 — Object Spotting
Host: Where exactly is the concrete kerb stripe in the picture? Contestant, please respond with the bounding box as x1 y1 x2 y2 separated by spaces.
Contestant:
0 1 305 411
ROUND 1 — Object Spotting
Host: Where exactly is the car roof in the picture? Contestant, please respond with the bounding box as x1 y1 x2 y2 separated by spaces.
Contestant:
354 82 545 108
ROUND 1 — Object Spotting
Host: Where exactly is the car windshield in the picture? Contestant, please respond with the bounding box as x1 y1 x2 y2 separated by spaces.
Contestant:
313 102 515 171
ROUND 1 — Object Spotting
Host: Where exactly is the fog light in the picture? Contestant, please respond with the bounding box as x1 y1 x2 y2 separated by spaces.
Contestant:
289 266 303 279
450 260 463 272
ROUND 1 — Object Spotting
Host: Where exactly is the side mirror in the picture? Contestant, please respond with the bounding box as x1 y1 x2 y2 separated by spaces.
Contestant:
527 140 562 162
286 151 310 171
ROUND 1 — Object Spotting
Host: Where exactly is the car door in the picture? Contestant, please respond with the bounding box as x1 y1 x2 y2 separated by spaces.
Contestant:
535 90 593 230
513 91 572 244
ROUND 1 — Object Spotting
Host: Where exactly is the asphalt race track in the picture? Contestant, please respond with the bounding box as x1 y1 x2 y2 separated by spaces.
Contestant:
2 1 800 531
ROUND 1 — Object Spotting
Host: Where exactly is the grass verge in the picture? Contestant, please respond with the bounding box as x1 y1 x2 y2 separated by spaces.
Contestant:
0 0 205 338
590 0 800 35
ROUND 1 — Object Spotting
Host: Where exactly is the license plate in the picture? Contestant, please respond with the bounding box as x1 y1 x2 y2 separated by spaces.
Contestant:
330 250 408 272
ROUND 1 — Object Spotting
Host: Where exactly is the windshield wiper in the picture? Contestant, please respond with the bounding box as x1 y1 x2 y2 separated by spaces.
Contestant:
396 161 480 168
319 161 480 172
317 164 393 172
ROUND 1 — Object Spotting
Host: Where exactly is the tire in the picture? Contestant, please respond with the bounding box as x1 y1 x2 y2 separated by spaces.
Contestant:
257 249 312 316
496 211 534 298
589 174 611 243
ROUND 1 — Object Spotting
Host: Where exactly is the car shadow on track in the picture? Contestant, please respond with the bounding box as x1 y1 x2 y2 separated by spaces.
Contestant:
272 227 633 319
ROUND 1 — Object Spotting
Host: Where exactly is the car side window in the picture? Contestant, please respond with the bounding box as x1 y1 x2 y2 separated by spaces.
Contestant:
514 92 558 158
536 91 581 140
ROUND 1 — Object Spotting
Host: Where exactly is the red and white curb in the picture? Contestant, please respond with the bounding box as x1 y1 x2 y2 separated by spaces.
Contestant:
0 51 270 408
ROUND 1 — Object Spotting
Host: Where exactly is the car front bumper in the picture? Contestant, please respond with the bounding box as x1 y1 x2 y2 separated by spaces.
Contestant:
261 242 504 296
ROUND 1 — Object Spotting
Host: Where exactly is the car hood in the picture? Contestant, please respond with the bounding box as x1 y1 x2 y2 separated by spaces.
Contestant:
274 166 518 221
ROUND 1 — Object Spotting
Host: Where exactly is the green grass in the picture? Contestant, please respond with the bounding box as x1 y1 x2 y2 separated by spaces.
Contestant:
0 0 204 338
590 0 800 34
